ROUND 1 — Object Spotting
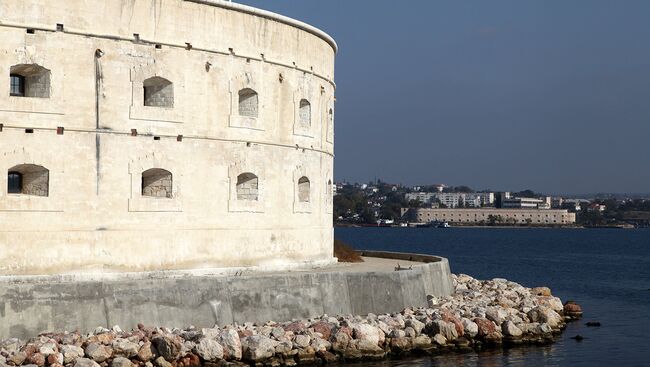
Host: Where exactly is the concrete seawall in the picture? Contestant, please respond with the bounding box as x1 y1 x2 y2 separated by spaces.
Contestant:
0 253 453 339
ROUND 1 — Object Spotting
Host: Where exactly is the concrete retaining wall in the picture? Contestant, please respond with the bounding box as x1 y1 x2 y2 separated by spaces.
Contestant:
0 254 453 339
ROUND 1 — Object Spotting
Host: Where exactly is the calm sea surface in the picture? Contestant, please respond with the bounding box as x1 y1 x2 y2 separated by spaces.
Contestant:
334 227 650 367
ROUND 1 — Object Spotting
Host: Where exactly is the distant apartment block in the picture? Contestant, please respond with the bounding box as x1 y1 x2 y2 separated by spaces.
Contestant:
402 208 576 225
405 192 437 203
502 197 547 209
405 192 495 208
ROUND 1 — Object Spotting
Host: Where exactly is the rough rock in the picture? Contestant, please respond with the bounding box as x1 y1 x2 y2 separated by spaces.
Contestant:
461 318 479 338
46 353 63 365
38 342 58 356
193 338 223 362
389 337 411 353
352 324 382 345
74 358 101 367
531 287 552 297
501 321 523 337
153 356 172 367
112 339 139 358
217 329 242 360
485 307 508 325
137 342 154 362
310 338 330 352
293 335 310 349
429 320 458 341
311 322 333 340
241 336 275 363
84 343 112 363
564 302 583 318
528 307 562 328
283 322 306 334
151 336 181 361
331 331 350 353
405 318 425 336
110 357 134 367
28 353 45 366
11 352 27 365
432 334 446 346
536 296 564 313
474 318 498 339
412 335 431 349
62 345 85 364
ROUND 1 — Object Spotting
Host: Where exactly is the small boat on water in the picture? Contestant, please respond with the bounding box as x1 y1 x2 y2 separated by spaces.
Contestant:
411 221 451 228
432 221 451 228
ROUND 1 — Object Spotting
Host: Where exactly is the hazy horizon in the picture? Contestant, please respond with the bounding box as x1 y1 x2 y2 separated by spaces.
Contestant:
237 0 650 195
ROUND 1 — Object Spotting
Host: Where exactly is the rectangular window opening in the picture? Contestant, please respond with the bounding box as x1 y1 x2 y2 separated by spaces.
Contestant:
10 74 25 97
26 29 35 34
153 136 161 141
56 23 64 32
25 129 34 134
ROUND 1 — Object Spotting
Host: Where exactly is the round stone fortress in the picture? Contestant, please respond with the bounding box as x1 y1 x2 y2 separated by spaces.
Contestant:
0 0 337 275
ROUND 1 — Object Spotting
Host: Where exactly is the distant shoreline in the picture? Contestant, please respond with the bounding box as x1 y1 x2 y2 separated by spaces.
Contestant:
335 224 637 229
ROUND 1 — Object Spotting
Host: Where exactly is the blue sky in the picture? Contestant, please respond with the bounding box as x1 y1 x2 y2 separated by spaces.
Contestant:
237 1 650 194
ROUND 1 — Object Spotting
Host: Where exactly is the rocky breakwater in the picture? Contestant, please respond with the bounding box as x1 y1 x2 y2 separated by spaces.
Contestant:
0 274 582 366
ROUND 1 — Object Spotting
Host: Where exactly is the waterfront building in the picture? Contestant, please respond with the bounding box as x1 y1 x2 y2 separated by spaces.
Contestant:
0 0 337 275
402 208 576 225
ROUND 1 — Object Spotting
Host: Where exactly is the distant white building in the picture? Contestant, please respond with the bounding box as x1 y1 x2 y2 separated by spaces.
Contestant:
405 192 437 204
406 192 495 208
467 192 496 207
502 197 544 209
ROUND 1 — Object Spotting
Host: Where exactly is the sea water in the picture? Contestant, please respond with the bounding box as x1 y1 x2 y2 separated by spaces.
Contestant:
335 227 650 367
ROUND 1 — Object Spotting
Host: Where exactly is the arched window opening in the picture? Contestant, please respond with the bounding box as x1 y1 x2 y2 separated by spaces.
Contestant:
141 168 173 198
298 176 310 203
237 172 259 201
143 77 174 107
7 164 49 196
238 88 258 118
9 64 51 98
299 99 311 125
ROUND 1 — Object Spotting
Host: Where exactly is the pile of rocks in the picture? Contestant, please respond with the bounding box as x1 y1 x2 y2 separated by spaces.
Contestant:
0 274 582 367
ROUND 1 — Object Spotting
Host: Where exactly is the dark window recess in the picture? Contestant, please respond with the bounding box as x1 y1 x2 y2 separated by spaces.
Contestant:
155 44 162 49
7 171 22 194
26 29 35 34
25 129 34 133
56 24 64 31
153 136 161 141
10 74 25 96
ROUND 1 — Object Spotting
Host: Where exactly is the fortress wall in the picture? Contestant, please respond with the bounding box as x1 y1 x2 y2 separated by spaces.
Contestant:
0 0 336 275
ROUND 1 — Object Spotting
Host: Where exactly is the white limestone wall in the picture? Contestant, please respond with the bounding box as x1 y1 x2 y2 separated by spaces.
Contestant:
0 0 336 275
